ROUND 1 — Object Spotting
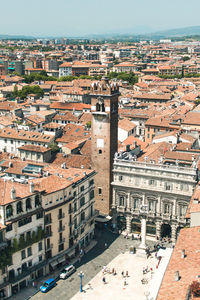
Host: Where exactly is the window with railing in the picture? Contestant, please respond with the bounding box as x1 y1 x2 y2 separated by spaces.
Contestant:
16 201 23 214
80 197 85 207
6 205 13 218
90 190 94 200
35 195 40 208
81 212 85 222
26 198 32 211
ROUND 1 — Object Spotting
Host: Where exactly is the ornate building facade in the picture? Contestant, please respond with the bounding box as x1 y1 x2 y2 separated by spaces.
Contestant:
112 154 198 242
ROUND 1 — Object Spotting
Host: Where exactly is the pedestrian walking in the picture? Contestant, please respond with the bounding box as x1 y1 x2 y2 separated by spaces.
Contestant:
132 234 134 240
102 276 106 284
124 278 127 286
126 271 129 277
105 243 107 249
121 271 124 277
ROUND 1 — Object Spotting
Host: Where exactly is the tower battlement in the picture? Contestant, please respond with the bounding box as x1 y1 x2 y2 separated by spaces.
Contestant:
90 77 119 96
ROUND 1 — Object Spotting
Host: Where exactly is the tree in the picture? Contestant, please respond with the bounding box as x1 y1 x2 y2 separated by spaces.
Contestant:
49 142 60 153
14 85 44 99
58 75 77 82
13 85 18 98
182 56 190 61
86 121 91 128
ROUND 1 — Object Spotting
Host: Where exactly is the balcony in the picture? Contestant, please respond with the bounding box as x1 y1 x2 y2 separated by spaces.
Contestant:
68 220 73 226
58 238 65 244
162 214 171 221
45 231 52 237
45 218 52 225
68 208 73 214
58 225 65 232
0 239 8 250
58 213 65 220
46 243 53 250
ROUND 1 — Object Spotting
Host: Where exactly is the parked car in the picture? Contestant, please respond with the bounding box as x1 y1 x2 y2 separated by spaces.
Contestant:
60 265 76 279
40 278 56 293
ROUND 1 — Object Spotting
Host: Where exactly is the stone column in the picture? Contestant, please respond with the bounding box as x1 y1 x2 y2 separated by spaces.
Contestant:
172 199 176 217
137 215 147 257
142 194 145 206
140 217 147 249
157 196 161 216
171 224 177 244
112 189 116 207
156 221 161 240
127 193 131 209
126 215 131 234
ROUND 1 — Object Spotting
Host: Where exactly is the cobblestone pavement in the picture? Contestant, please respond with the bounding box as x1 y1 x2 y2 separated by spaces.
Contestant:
29 229 155 300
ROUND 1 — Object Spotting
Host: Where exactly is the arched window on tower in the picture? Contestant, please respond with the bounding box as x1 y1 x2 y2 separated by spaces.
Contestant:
101 103 105 112
96 103 100 111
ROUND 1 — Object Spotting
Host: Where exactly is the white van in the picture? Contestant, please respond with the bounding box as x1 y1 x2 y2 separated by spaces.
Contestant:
60 265 76 279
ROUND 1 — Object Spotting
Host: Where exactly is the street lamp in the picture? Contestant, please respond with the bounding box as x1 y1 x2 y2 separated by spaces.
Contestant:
144 291 150 300
78 271 84 292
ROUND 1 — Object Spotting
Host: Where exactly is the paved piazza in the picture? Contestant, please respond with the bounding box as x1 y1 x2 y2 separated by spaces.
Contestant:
15 229 157 300
70 252 157 300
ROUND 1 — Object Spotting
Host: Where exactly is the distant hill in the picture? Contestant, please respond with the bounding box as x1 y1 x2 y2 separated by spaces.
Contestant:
150 26 200 38
0 34 35 40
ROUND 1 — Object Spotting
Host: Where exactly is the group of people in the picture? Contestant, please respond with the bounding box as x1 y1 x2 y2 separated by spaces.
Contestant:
102 267 129 286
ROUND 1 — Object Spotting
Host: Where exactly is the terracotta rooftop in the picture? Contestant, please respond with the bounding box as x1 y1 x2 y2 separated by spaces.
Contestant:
18 145 51 153
0 128 54 143
157 226 200 300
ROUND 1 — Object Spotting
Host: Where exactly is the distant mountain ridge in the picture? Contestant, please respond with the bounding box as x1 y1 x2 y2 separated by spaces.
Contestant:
1 26 200 40
150 26 200 37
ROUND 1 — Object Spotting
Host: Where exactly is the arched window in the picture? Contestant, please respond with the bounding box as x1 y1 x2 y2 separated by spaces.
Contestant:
6 205 13 218
119 196 124 206
35 195 40 208
101 103 105 112
133 198 140 209
16 201 23 214
26 198 32 211
96 103 100 111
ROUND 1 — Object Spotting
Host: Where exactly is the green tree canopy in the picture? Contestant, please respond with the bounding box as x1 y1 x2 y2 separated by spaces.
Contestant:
13 85 44 99
108 71 138 85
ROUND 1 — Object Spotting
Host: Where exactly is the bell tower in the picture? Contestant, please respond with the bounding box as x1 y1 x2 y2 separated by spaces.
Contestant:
91 78 119 215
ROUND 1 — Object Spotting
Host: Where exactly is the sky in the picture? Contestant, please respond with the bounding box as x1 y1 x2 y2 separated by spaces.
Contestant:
0 0 200 37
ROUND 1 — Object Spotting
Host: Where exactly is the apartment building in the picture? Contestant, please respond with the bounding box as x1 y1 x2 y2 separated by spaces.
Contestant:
0 165 96 298
59 62 72 77
0 128 55 155
34 167 96 272
112 152 197 243
0 180 45 298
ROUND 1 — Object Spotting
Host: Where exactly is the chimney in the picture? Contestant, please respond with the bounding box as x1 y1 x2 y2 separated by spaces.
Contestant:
11 187 16 200
30 181 34 193
83 171 87 176
181 249 185 258
174 271 180 281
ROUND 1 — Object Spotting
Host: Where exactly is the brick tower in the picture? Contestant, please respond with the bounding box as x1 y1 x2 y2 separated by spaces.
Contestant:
91 78 119 215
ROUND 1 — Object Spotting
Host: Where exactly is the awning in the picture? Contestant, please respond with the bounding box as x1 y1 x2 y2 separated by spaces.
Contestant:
50 260 58 268
95 215 112 223
57 256 65 264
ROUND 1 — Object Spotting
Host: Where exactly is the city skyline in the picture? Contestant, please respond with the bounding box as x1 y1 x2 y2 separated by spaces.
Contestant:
1 0 200 37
